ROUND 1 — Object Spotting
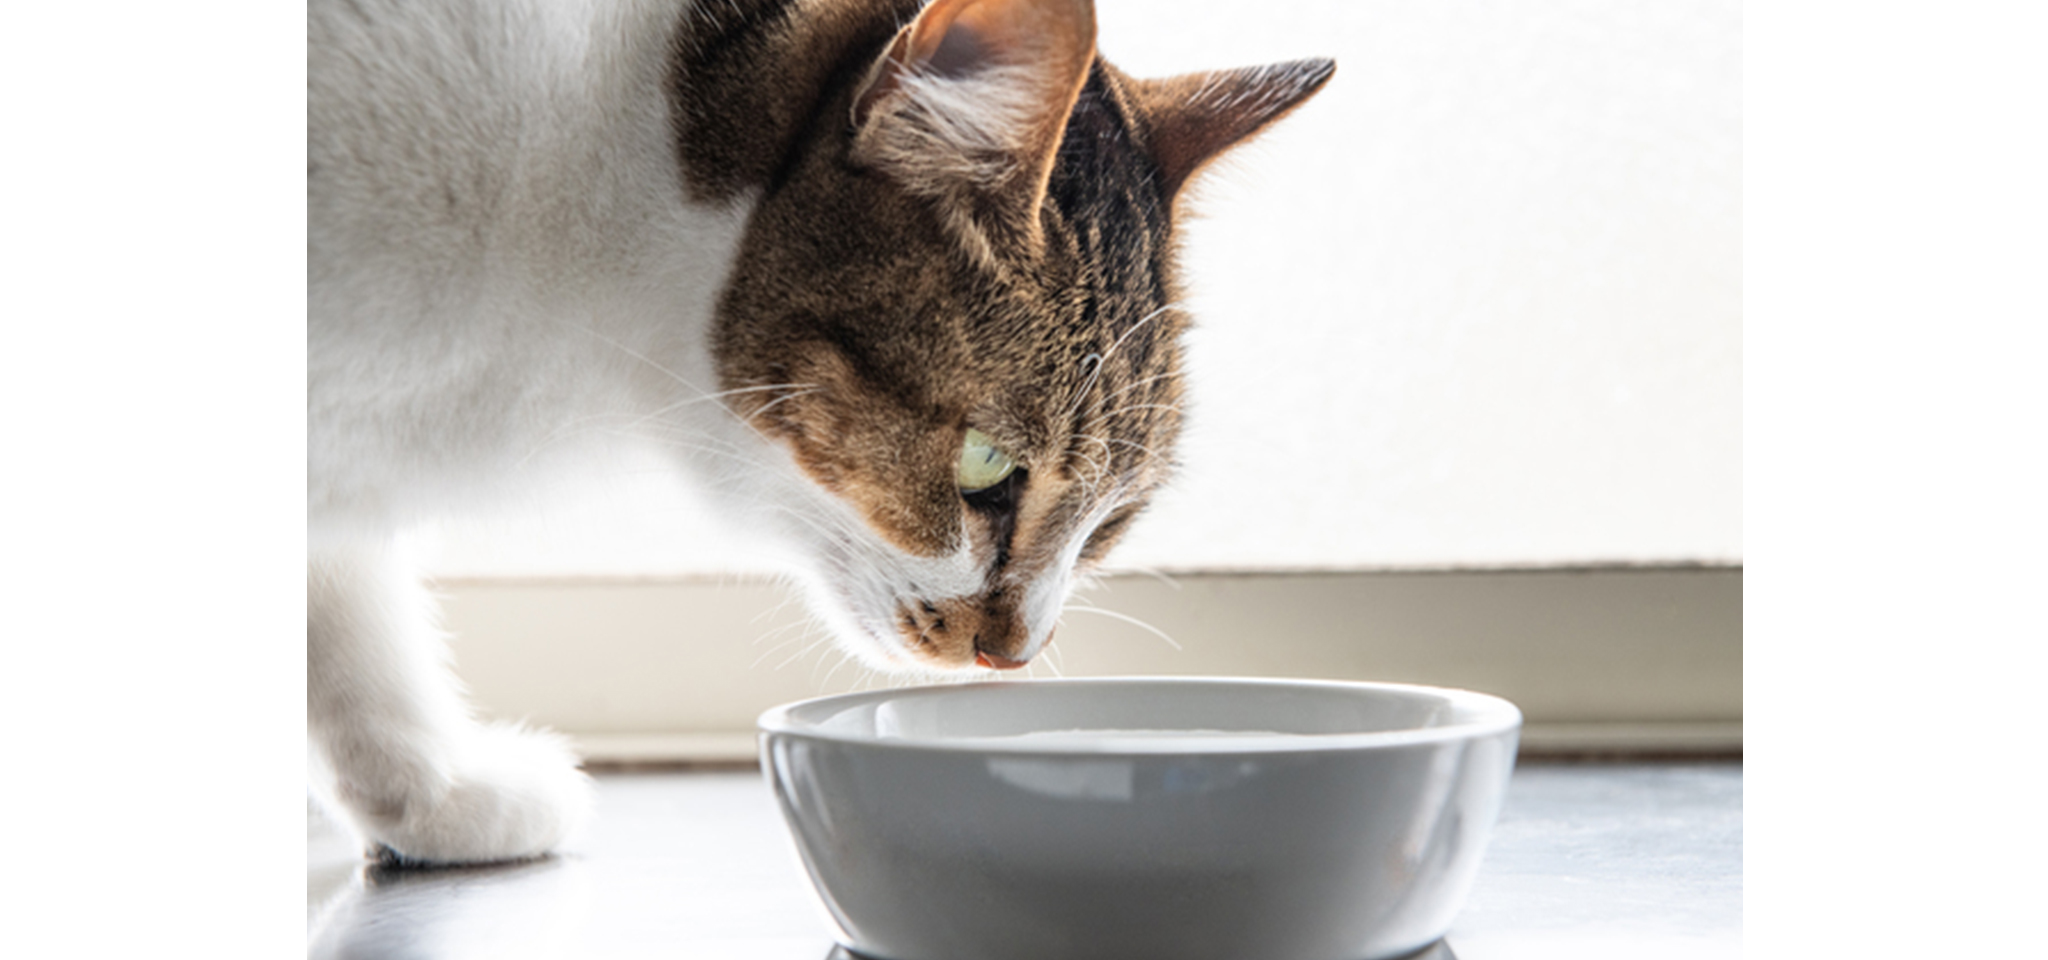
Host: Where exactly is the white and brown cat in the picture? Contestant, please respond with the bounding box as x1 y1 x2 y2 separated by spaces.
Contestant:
309 0 1331 865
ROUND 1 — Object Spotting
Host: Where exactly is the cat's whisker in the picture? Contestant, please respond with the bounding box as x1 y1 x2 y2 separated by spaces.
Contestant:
576 337 812 456
739 387 823 427
1059 302 1186 422
1100 436 1169 464
699 380 830 452
1100 303 1183 364
1072 398 1179 445
510 398 723 471
767 501 881 554
747 614 820 666
1066 441 1113 497
749 586 806 627
612 433 879 547
1118 566 1184 591
547 382 809 455
748 631 812 669
691 381 818 403
1041 642 1066 677
1094 370 1179 408
819 647 862 688
578 325 708 393
772 630 837 672
1073 376 1187 431
516 371 796 457
766 640 818 673
1062 352 1105 423
1062 602 1184 652
749 638 806 669
749 613 806 646
1082 400 1184 431
625 382 819 438
614 429 758 466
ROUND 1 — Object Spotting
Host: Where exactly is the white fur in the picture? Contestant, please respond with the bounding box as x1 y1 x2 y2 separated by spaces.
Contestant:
308 540 593 862
308 0 768 863
309 0 1084 864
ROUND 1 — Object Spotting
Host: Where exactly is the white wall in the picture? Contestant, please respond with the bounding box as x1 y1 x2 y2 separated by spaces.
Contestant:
421 0 1741 578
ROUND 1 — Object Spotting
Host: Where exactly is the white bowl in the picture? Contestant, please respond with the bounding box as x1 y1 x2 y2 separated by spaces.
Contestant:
758 677 1520 960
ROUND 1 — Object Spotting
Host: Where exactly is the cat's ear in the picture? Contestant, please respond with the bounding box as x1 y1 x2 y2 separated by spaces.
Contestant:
850 0 1097 258
1132 59 1336 201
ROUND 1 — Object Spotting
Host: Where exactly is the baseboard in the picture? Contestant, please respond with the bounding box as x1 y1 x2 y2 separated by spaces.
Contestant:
436 568 1740 764
1516 720 1742 760
572 732 761 769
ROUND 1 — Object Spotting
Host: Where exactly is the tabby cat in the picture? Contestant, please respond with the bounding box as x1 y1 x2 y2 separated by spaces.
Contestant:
309 0 1331 864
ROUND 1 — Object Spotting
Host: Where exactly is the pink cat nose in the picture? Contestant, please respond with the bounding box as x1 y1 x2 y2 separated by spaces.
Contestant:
975 649 1029 671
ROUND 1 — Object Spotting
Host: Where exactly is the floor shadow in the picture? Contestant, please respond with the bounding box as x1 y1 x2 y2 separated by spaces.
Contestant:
309 854 592 960
823 939 1457 960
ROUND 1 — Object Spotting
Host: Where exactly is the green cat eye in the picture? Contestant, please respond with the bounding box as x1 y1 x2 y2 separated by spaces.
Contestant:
957 429 1017 494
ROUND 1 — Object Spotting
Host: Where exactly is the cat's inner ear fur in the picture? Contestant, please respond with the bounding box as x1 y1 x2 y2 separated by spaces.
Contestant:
850 0 1097 261
1131 58 1337 201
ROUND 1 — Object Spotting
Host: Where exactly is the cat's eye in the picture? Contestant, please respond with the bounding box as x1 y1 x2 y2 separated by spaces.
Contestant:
957 429 1017 494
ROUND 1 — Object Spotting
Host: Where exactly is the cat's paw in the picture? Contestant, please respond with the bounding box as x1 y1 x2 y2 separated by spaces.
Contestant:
368 724 594 866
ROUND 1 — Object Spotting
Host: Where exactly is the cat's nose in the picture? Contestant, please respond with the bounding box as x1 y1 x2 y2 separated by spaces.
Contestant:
974 649 1029 670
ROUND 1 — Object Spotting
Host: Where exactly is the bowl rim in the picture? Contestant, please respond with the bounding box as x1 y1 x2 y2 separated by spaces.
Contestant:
756 676 1522 755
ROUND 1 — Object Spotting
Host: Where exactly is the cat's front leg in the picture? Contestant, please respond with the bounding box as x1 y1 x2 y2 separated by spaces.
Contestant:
307 541 591 865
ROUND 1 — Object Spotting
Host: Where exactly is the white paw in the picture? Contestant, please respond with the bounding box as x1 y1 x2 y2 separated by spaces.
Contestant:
370 724 594 865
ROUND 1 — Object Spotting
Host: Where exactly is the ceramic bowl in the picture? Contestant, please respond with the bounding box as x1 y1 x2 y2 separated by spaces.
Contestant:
758 677 1520 960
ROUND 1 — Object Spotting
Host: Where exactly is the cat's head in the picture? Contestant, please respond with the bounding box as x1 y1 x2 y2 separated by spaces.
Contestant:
701 0 1331 672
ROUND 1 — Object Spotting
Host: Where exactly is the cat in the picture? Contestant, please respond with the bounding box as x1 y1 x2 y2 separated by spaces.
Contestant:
309 0 1331 865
